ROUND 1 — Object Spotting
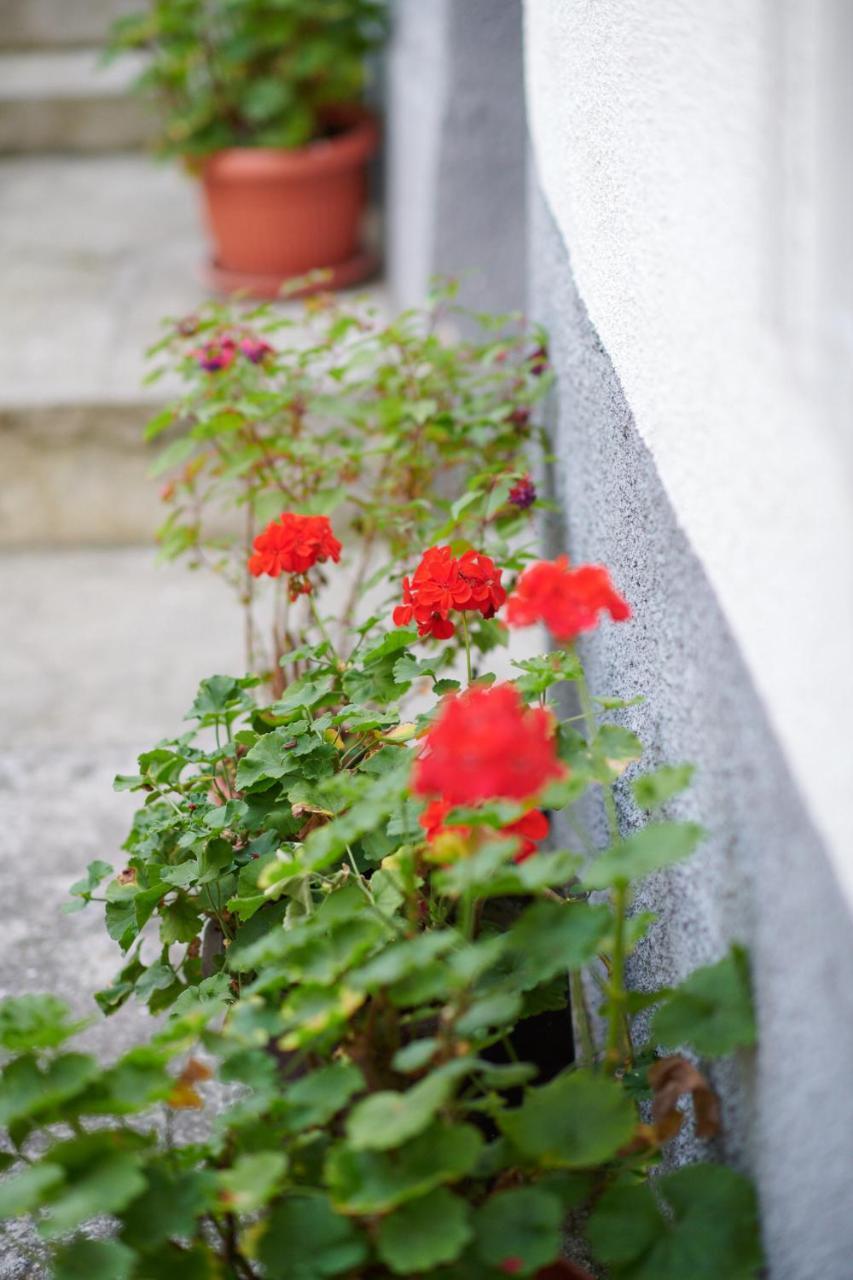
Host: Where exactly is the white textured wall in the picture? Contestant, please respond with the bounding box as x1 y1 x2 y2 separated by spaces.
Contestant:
523 0 853 902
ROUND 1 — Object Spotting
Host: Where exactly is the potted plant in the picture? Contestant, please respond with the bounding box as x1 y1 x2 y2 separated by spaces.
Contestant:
106 0 387 296
0 295 765 1278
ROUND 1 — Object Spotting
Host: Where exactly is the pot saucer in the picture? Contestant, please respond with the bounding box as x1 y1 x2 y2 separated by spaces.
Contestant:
201 248 381 300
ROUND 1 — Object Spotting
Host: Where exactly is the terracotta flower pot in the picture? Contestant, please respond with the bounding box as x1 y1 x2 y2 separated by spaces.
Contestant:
200 106 380 298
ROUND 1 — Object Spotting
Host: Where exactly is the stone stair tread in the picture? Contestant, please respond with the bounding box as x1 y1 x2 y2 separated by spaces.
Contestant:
0 0 137 50
0 47 153 151
0 152 203 406
0 151 386 545
0 47 146 98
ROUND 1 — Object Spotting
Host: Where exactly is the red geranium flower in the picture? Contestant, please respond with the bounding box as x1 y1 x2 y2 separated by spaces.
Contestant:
393 545 506 640
413 683 563 806
505 556 630 643
193 335 237 372
419 799 548 864
248 512 342 578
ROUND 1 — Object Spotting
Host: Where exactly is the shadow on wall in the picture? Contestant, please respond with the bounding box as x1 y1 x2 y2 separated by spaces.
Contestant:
528 172 853 1280
386 0 527 315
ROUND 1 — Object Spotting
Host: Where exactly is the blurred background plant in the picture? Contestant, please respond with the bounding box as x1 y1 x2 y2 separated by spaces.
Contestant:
104 0 389 155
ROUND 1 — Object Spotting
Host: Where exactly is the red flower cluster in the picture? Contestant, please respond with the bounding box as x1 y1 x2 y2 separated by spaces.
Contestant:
528 344 549 376
413 683 563 806
508 474 537 509
420 798 549 864
193 332 275 371
194 336 237 372
505 555 631 643
239 336 274 364
248 513 342 579
393 545 506 640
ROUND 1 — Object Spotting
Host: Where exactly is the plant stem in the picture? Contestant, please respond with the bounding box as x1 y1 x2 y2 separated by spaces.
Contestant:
460 613 473 685
308 592 339 663
570 969 596 1067
574 648 631 1072
243 496 256 673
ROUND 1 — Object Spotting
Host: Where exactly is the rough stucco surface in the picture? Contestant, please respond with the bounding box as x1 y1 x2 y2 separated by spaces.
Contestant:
387 0 527 314
523 0 853 901
529 180 853 1280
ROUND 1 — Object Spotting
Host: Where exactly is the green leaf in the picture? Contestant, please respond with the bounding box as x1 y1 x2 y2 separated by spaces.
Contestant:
500 1069 636 1168
455 991 522 1035
54 1239 135 1280
236 729 299 791
218 1152 287 1213
595 724 643 764
131 1242 219 1280
392 1038 439 1073
432 841 517 897
282 1061 364 1133
68 860 113 903
505 901 612 988
346 1062 471 1151
473 1187 563 1275
582 822 704 890
631 764 695 810
327 1121 482 1214
159 896 202 944
120 1165 216 1249
259 1195 367 1279
650 946 757 1057
511 650 582 698
361 628 418 664
376 1187 472 1275
0 1053 100 1127
187 674 249 720
0 995 86 1051
586 1164 764 1279
0 1163 64 1219
349 931 457 991
42 1146 148 1237
149 433 197 478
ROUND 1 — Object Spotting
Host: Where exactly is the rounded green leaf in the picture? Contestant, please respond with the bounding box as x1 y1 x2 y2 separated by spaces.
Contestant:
41 1139 149 1239
650 946 756 1057
0 995 86 1051
326 1121 482 1214
506 901 613 988
345 1061 469 1151
474 1187 563 1275
587 1164 763 1279
582 822 704 890
0 1163 64 1219
500 1069 637 1169
376 1187 472 1275
120 1164 216 1249
218 1152 288 1213
53 1239 135 1280
259 1194 367 1279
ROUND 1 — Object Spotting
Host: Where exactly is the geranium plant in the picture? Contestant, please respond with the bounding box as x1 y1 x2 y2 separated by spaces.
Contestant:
105 0 388 155
146 285 548 686
0 295 764 1279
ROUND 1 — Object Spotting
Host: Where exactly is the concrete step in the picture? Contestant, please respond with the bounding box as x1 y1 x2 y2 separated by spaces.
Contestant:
0 151 387 547
0 0 137 49
0 48 153 152
0 151 204 545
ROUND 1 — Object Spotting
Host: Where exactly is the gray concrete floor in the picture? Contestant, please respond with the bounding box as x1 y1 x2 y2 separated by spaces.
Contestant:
0 550 245 1053
0 551 245 1273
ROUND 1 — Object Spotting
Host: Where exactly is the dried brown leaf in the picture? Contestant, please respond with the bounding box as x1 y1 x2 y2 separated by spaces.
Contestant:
649 1054 720 1141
